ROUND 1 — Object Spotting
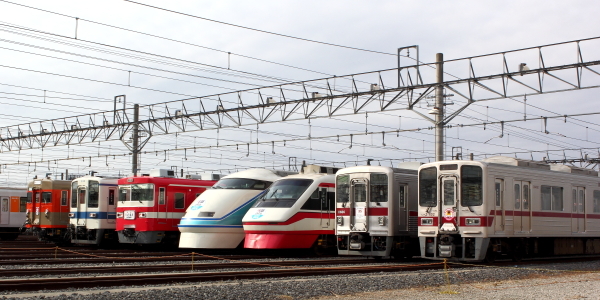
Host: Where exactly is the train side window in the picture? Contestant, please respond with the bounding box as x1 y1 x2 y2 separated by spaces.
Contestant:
159 188 166 205
42 192 52 203
578 189 585 213
20 197 27 212
1 198 7 212
174 193 185 209
514 184 521 209
61 191 68 206
594 190 600 213
523 184 530 209
301 189 321 210
541 185 563 211
572 189 577 212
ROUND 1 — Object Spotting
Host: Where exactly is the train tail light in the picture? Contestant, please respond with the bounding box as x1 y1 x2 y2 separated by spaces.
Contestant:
421 218 433 225
138 212 147 218
116 212 124 218
89 213 98 218
68 213 75 218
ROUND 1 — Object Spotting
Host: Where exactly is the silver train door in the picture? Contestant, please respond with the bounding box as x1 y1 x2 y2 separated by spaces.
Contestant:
494 179 505 233
514 181 531 233
350 178 368 231
571 187 586 233
439 175 458 231
0 196 9 225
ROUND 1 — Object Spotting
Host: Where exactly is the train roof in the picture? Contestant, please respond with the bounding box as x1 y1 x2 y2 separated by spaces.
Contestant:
276 172 335 181
221 168 293 181
335 165 417 175
482 156 551 170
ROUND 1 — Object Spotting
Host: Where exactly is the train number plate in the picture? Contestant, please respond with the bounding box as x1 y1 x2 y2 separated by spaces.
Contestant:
124 210 136 220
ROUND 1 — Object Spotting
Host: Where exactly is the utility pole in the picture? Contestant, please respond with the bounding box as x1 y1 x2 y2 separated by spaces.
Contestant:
132 104 139 176
435 53 444 161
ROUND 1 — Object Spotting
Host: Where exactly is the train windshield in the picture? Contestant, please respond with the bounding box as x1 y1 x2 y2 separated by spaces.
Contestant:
336 175 349 203
71 181 78 208
419 167 437 207
119 184 154 202
461 165 483 206
88 181 100 208
253 179 313 208
26 192 32 203
212 178 271 190
42 192 52 203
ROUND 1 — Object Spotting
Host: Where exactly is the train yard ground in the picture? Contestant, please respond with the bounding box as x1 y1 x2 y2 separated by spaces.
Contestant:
1 235 600 299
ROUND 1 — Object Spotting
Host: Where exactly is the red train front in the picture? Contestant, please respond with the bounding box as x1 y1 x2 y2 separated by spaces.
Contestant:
116 169 217 245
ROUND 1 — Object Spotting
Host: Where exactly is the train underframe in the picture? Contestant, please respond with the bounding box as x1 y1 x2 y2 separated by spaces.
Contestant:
421 234 600 262
118 228 180 246
337 232 419 258
67 225 118 246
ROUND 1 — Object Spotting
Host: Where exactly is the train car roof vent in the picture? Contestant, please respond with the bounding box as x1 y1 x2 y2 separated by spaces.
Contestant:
483 156 551 170
150 169 176 178
550 164 599 177
397 162 424 170
302 164 340 174
186 173 222 180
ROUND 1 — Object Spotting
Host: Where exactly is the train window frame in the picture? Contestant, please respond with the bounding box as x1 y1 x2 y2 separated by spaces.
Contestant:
594 190 600 213
41 192 52 204
541 185 563 211
419 167 437 207
61 190 68 206
174 192 185 209
461 165 483 207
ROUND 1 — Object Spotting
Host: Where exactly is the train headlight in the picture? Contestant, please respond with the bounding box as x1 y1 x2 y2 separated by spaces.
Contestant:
378 216 387 226
466 218 480 225
68 213 75 218
138 212 147 218
420 218 433 225
336 216 343 226
89 213 97 218
116 212 124 218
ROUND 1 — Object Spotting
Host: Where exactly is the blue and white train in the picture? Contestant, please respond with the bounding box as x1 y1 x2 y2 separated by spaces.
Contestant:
67 175 119 245
178 169 293 249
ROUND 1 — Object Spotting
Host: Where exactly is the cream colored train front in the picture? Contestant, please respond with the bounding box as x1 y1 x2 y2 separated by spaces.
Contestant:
418 156 600 262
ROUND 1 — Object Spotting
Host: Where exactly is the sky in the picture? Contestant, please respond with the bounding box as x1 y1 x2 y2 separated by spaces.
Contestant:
0 0 599 186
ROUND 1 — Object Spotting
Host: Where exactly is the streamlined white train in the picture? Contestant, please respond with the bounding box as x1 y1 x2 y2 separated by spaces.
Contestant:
335 164 420 258
178 169 293 249
242 165 337 251
418 156 600 262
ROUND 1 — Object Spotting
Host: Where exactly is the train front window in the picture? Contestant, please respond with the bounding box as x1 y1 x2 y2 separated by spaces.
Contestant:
461 165 483 206
88 181 99 208
71 182 78 208
26 192 32 203
42 192 52 203
336 175 349 203
370 173 388 203
353 183 367 202
119 184 155 202
419 167 437 207
212 178 272 190
254 179 313 208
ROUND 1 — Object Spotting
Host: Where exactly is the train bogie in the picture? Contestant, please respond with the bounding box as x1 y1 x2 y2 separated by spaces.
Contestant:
0 188 27 240
335 165 419 258
242 169 337 251
418 156 600 262
179 169 290 249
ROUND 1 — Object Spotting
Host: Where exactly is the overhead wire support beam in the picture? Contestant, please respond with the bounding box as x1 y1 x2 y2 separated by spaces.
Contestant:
1 38 600 152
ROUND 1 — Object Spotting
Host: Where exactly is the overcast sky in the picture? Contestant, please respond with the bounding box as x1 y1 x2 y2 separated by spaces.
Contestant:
0 0 598 186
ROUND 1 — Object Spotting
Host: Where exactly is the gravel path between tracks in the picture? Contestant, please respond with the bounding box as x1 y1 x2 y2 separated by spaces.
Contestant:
1 260 599 300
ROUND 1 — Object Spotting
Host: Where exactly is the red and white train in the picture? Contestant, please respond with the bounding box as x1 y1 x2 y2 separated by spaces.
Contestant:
242 165 337 251
0 187 27 240
116 169 218 245
335 165 420 258
418 156 600 262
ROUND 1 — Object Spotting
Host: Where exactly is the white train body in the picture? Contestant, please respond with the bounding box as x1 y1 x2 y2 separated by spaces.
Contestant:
0 187 27 240
68 176 119 245
242 172 336 249
178 169 286 249
335 165 419 257
418 157 600 261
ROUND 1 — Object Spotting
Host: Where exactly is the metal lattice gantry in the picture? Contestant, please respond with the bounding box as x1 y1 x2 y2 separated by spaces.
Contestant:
1 36 600 155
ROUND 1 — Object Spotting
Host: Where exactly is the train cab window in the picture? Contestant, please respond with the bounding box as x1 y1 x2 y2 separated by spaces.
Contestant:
461 165 482 206
419 167 437 207
26 192 32 203
443 180 454 205
88 181 99 208
255 179 313 208
159 188 166 205
301 188 322 210
119 184 154 202
594 190 600 213
353 183 367 202
71 182 77 208
61 191 68 206
541 185 563 211
514 184 521 209
212 178 272 190
20 197 27 212
370 173 388 203
42 192 52 203
174 193 185 209
336 175 349 203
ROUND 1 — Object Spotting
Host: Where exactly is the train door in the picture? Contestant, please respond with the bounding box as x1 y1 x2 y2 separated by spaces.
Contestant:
494 179 505 233
398 184 408 231
571 187 586 233
157 187 167 225
0 196 9 225
76 185 87 226
107 188 116 224
350 178 368 231
319 187 332 228
514 181 531 233
439 175 458 231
